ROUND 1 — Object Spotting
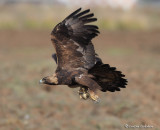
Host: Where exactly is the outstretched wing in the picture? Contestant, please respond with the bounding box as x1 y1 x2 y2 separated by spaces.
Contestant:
51 8 99 70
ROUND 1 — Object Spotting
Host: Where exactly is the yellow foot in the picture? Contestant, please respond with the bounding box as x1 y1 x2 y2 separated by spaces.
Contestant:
78 87 89 100
89 91 100 103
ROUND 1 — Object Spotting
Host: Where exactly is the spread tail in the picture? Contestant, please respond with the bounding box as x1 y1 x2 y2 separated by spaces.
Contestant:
88 63 128 92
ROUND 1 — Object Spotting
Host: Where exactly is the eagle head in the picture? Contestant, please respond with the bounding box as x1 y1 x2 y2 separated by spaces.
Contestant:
39 73 58 85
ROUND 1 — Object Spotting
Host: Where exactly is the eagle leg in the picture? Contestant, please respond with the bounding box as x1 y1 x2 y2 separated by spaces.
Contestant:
78 87 89 100
75 74 101 102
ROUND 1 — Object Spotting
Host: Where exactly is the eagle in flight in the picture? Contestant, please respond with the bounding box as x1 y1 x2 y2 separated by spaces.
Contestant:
40 8 127 102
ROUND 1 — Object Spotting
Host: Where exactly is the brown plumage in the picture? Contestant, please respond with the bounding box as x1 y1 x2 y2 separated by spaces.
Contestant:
40 8 127 102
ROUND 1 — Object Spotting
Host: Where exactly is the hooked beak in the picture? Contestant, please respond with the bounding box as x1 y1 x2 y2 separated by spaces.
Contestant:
39 78 45 84
39 74 58 85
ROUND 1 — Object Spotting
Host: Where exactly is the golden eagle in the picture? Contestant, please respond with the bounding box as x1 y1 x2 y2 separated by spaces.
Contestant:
40 8 127 102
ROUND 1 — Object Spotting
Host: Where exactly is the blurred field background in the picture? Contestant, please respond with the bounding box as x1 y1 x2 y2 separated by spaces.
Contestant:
0 0 160 130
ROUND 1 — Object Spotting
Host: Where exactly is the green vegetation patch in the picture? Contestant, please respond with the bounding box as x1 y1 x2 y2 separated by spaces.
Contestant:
106 47 134 56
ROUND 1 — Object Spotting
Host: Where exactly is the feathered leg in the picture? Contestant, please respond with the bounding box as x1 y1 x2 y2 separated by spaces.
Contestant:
75 74 101 102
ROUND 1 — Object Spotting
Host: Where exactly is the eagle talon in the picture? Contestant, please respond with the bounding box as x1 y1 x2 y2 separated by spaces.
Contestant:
89 91 100 103
79 94 83 99
78 87 89 100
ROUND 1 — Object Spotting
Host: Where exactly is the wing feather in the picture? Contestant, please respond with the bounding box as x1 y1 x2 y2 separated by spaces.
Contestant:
64 8 82 20
51 8 99 45
51 8 99 70
75 9 90 18
79 13 94 20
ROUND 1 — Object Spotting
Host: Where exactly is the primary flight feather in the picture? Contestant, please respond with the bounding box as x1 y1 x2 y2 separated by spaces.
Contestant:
40 8 127 102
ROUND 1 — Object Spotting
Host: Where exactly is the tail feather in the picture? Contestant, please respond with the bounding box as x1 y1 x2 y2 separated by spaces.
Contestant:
88 63 128 92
